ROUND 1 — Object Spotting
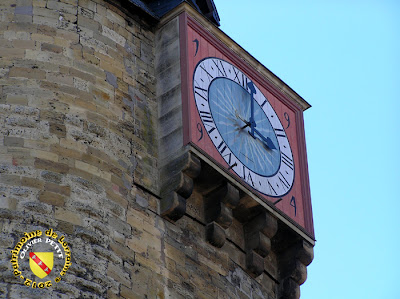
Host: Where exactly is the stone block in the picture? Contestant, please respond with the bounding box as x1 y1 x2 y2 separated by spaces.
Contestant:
205 222 226 248
12 39 36 50
102 25 126 46
75 160 102 177
100 59 123 78
135 194 148 208
8 285 48 299
108 216 131 236
158 104 182 140
57 219 74 234
21 176 45 189
279 240 314 278
120 285 143 299
35 158 69 174
40 170 63 184
105 70 118 88
246 250 264 277
155 18 179 53
41 42 63 53
79 6 95 19
3 136 24 147
5 95 28 105
15 6 33 16
222 240 246 269
39 190 65 206
155 37 179 73
33 15 59 27
78 0 96 11
109 240 135 264
49 122 67 138
106 9 125 27
107 262 131 287
17 0 34 6
246 231 271 258
0 48 26 60
198 253 228 276
69 68 95 85
60 138 88 153
33 7 58 20
204 182 239 230
14 14 33 23
32 0 47 7
47 0 77 15
44 181 71 196
160 192 186 222
279 277 300 299
31 149 59 162
156 61 181 96
164 241 186 267
0 197 18 210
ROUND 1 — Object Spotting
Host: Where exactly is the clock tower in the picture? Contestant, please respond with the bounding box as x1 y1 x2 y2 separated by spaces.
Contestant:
157 1 314 298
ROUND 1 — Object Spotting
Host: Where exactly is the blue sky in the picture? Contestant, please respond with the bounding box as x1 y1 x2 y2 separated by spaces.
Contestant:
213 1 400 298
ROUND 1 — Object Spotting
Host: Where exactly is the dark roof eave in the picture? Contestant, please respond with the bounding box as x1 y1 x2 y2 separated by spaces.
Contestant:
108 0 160 27
127 0 160 20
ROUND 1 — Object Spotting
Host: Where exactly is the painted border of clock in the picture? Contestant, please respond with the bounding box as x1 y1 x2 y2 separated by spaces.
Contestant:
179 12 314 238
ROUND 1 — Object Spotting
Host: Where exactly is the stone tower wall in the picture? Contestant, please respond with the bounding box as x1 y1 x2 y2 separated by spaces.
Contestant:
0 0 160 297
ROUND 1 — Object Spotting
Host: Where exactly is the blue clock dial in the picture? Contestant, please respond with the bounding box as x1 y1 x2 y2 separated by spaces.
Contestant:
193 57 294 197
208 78 281 176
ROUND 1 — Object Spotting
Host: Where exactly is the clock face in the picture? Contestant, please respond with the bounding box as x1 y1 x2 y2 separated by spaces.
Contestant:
193 57 294 197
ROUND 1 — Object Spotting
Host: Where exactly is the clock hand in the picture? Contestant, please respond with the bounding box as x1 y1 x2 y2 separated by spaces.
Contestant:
250 127 277 150
247 80 257 135
234 80 257 132
240 123 250 129
241 83 276 150
235 110 276 150
235 111 251 129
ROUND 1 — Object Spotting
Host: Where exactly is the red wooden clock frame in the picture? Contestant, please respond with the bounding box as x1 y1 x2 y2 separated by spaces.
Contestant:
178 12 314 238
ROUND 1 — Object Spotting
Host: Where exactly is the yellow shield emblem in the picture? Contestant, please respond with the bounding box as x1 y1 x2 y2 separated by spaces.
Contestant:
29 252 54 278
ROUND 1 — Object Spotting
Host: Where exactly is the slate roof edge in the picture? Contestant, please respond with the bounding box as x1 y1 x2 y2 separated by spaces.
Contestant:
126 0 160 19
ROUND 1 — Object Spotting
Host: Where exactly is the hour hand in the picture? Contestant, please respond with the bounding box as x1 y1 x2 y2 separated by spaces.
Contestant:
235 111 251 129
236 111 276 150
250 127 276 150
240 122 250 129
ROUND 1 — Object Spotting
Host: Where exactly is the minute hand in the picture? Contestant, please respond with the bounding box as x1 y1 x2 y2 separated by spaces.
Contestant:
247 81 257 132
250 127 277 150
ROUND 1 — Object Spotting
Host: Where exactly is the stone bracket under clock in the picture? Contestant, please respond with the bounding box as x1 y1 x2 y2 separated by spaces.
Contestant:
244 210 278 277
159 151 201 222
159 148 314 292
277 240 314 299
204 181 240 248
